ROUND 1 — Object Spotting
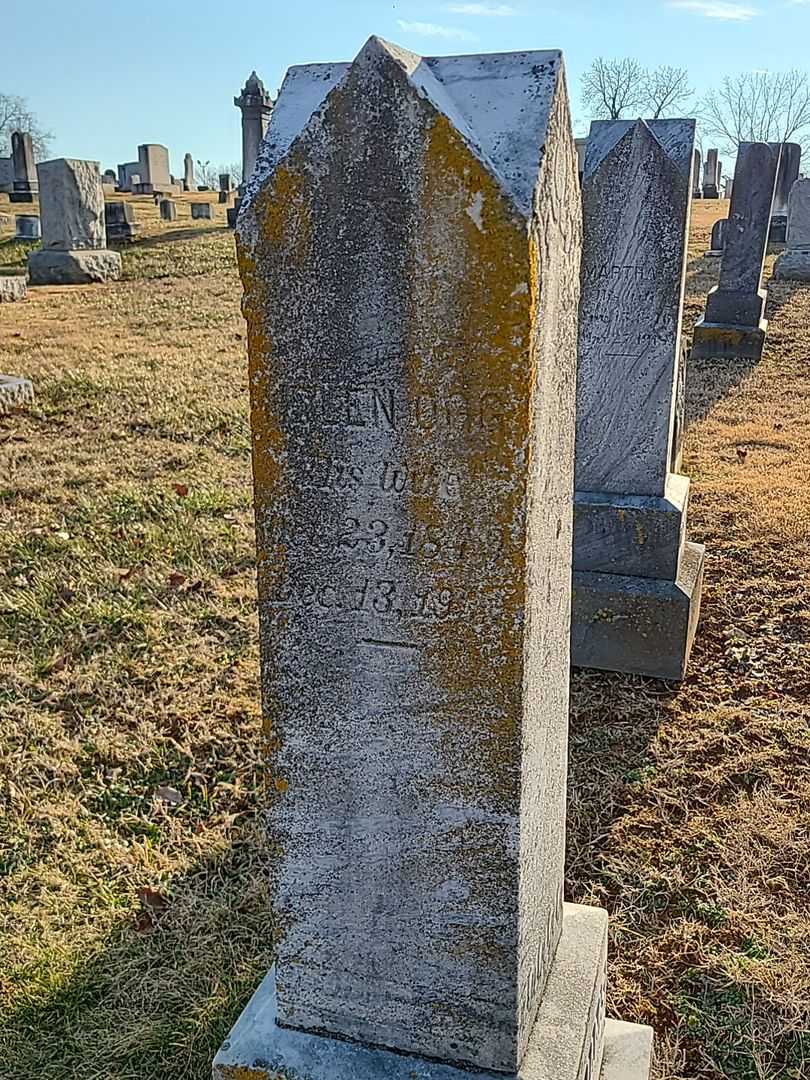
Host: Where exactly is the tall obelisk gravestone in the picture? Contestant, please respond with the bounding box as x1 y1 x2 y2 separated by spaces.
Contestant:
214 37 653 1080
691 141 779 362
572 119 704 681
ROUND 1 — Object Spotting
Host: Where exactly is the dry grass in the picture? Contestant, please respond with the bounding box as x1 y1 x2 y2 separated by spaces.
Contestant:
0 196 808 1079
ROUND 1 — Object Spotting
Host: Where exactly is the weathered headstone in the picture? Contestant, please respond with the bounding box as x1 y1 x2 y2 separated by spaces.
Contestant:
234 71 273 191
15 214 40 240
117 161 140 191
226 200 241 229
691 141 779 362
10 131 37 202
723 177 733 200
0 156 13 193
702 147 719 198
0 375 34 412
28 159 122 284
104 201 138 243
214 36 653 1080
768 141 801 243
102 168 117 186
707 216 727 256
575 136 587 183
573 119 703 681
191 202 212 219
692 148 701 198
0 275 27 302
136 143 172 192
183 152 196 191
774 177 810 280
159 198 177 221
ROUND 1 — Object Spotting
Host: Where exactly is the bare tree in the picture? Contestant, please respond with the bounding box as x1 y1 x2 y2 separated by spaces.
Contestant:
0 92 52 159
644 65 693 120
195 159 218 189
582 57 646 120
700 70 810 152
227 161 243 187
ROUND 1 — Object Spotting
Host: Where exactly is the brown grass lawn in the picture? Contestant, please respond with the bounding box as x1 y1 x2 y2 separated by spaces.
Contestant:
0 194 808 1079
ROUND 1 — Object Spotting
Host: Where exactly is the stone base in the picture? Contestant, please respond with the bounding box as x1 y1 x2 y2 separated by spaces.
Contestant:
0 276 27 302
213 903 652 1080
571 541 704 681
702 187 718 199
106 224 138 244
773 250 810 282
0 375 34 413
28 248 122 286
690 317 767 362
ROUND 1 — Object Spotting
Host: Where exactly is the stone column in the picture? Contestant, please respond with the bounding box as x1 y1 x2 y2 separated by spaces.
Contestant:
572 119 704 681
234 71 273 190
28 159 122 284
774 177 810 280
691 141 779 362
183 152 196 192
692 148 702 198
702 147 719 198
214 36 653 1080
10 131 37 203
768 141 801 243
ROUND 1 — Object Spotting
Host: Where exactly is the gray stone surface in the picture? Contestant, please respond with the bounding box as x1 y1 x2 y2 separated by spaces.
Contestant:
702 147 719 198
235 70 273 190
0 276 27 302
159 198 177 221
708 216 727 256
183 152 196 191
11 131 37 198
36 158 106 251
770 141 801 216
137 143 171 188
0 375 34 412
724 178 733 200
692 147 701 197
692 141 778 361
572 541 705 682
104 201 137 243
601 1020 655 1080
0 155 12 193
117 161 139 191
15 215 40 239
27 248 121 285
191 202 212 219
218 172 232 191
774 177 810 280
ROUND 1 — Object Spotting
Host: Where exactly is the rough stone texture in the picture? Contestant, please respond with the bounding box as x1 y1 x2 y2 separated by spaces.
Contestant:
191 202 212 219
137 143 171 188
0 276 27 302
27 248 122 285
774 177 810 280
0 375 34 412
692 148 701 197
692 141 778 362
708 217 727 256
183 152 196 191
104 201 137 243
573 118 701 681
235 70 273 190
702 147 719 198
10 131 37 200
601 1021 655 1080
159 198 177 221
15 215 40 239
36 159 106 251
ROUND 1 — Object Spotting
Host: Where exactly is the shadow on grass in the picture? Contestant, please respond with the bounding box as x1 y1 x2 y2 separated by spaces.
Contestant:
112 226 227 253
0 836 272 1080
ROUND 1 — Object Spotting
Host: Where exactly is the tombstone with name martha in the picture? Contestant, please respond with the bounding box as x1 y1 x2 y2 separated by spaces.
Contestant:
159 198 177 221
28 159 122 284
191 202 212 220
183 152 196 192
104 201 138 243
573 119 703 681
774 177 810 281
692 147 702 198
15 214 40 240
702 147 719 199
691 141 779 362
214 36 654 1080
10 131 37 202
768 141 801 243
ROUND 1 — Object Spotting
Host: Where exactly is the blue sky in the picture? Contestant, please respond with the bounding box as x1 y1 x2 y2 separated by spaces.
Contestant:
5 0 809 173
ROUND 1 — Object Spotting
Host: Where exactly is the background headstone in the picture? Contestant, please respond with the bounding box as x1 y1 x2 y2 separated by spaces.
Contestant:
191 202 212 220
137 143 172 191
573 118 703 681
104 201 138 243
234 71 273 192
774 177 810 280
692 141 779 361
15 214 40 240
693 147 702 198
0 156 14 194
702 147 719 198
10 131 37 202
707 216 727 256
215 35 652 1080
768 141 801 243
159 198 177 221
117 161 140 192
183 152 196 192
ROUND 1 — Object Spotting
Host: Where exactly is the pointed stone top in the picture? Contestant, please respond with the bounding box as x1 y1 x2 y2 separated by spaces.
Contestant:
245 70 264 91
243 37 564 226
584 118 695 183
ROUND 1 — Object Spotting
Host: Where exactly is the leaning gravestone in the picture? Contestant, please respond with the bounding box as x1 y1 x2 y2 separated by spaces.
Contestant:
573 119 704 681
214 36 653 1080
691 141 779 362
28 159 122 285
702 147 719 198
774 177 810 280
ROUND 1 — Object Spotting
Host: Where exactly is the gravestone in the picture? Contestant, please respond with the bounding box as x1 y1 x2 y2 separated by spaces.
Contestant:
159 198 177 221
774 177 810 280
0 155 13 194
183 152 196 191
15 214 40 239
214 36 653 1080
0 275 27 302
692 148 701 198
10 131 37 202
0 375 34 412
707 217 727 256
723 178 733 200
573 119 703 681
136 143 172 192
191 202 212 219
234 71 273 191
692 141 779 362
575 136 587 183
702 147 719 198
768 142 801 243
28 159 122 284
104 201 138 243
117 161 140 191
219 173 232 192
226 200 241 228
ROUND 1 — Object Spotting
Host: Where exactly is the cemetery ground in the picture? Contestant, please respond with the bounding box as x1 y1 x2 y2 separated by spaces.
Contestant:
0 194 808 1080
